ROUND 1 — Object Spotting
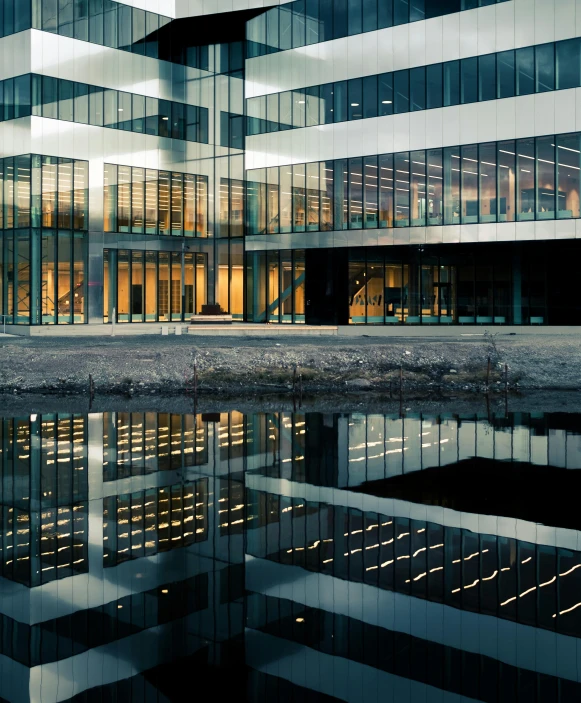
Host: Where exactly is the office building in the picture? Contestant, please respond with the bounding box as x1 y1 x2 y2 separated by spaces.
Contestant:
1 0 581 330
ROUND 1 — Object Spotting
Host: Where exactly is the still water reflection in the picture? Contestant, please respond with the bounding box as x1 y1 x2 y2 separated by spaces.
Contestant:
1 410 581 702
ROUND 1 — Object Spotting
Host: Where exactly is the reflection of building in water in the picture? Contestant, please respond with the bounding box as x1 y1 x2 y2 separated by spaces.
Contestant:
0 411 581 701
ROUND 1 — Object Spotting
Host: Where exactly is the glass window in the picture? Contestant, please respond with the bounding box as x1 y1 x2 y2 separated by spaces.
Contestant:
410 67 425 111
394 0 409 25
517 137 535 220
196 176 207 237
306 0 319 44
89 86 103 126
334 159 348 230
145 97 158 136
158 171 170 235
479 142 496 223
73 83 89 124
58 80 74 121
460 57 478 104
364 155 378 228
14 76 31 119
362 75 378 119
426 63 443 109
103 163 117 232
279 5 292 50
145 169 157 234
334 0 348 38
556 38 581 90
394 70 409 113
184 173 195 237
497 50 515 99
74 0 89 41
59 0 74 37
131 168 145 234
348 0 362 35
516 47 534 96
72 160 88 231
378 73 393 115
145 12 159 58
319 0 333 41
427 148 443 225
267 92 279 132
132 7 146 55
348 78 363 120
334 81 348 122
536 43 555 93
479 53 496 101
171 172 183 235
171 102 185 140
293 164 306 232
363 0 377 32
42 76 58 120
57 159 73 229
536 136 555 219
306 162 320 231
132 94 145 133
158 99 171 138
461 144 478 224
394 152 409 226
279 91 292 130
293 0 306 48
443 60 460 106
320 161 333 231
103 89 118 128
410 150 426 226
443 146 460 225
267 166 280 234
280 166 292 233
305 85 320 126
557 133 581 219
379 153 393 227
117 165 131 233
348 158 363 229
103 0 118 48
118 3 132 51
118 91 132 131
292 90 306 128
498 140 516 222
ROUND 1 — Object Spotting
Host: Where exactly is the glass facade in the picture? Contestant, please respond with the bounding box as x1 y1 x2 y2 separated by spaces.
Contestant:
103 248 208 323
247 0 509 57
104 164 208 237
245 249 306 323
0 154 88 325
0 414 88 587
247 39 581 135
246 131 581 235
0 72 209 145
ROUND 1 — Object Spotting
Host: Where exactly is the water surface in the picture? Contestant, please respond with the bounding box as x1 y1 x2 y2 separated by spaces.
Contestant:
1 409 580 702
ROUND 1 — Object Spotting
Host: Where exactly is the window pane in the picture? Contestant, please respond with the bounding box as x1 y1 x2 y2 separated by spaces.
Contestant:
292 90 306 128
42 76 58 119
118 91 132 131
460 57 477 104
279 91 292 129
443 60 459 106
378 73 393 115
443 146 460 225
394 152 409 226
362 0 377 32
74 83 89 124
158 171 170 235
498 140 516 223
267 166 279 234
306 162 320 231
14 76 31 119
103 89 118 128
320 161 333 231
132 93 145 133
131 167 145 233
348 78 362 120
334 81 348 122
362 75 378 118
536 43 555 93
461 144 478 224
427 148 443 226
556 38 581 90
89 86 103 126
348 157 363 229
516 47 534 96
479 142 497 223
364 155 378 228
557 133 581 219
117 165 131 233
334 0 347 39
394 70 409 113
305 85 320 126
497 50 515 99
280 166 292 232
171 172 183 235
103 163 117 232
517 137 535 221
478 53 496 101
536 136 555 219
410 67 425 111
379 153 393 227
378 0 393 28
410 150 426 226
267 92 280 131
73 160 88 230
57 159 73 229
348 0 362 35
293 164 306 232
426 63 443 109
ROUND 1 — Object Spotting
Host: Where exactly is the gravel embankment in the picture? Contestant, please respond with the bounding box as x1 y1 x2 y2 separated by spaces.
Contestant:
0 332 580 398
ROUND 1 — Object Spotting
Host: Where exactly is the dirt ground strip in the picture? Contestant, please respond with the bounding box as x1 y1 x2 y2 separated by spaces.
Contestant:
0 332 580 398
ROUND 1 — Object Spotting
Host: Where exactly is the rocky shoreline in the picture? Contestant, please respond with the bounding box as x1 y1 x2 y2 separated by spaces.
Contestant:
0 332 580 400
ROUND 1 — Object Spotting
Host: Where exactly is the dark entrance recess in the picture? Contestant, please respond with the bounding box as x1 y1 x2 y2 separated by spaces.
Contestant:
305 249 349 325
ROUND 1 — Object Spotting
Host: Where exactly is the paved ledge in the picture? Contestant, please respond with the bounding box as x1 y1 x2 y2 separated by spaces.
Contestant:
2 323 581 338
